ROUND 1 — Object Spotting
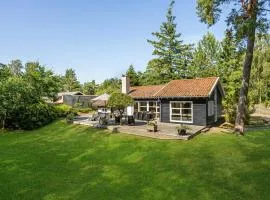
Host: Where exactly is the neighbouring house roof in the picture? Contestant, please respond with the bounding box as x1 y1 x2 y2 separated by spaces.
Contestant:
129 77 224 99
58 91 84 96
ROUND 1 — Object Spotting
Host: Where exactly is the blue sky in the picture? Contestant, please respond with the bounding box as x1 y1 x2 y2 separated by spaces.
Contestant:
0 0 228 83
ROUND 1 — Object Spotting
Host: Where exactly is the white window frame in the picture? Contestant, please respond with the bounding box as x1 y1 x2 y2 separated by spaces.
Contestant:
138 101 148 112
170 101 193 123
134 100 160 118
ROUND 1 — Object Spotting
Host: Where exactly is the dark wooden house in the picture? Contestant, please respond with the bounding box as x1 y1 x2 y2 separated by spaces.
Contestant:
122 76 224 126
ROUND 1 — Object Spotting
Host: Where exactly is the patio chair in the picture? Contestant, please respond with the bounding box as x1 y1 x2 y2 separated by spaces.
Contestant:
134 112 138 120
137 112 142 120
146 112 154 121
142 112 147 121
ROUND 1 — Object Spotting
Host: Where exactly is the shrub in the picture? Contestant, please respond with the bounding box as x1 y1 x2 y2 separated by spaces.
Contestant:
176 124 190 135
5 103 58 130
72 107 92 114
66 113 75 123
147 120 158 132
54 104 72 117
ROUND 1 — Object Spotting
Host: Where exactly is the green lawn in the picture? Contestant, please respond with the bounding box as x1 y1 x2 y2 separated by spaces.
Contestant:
0 121 270 200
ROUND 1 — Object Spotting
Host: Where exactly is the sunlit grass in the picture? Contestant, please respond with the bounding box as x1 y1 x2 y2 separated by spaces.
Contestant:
0 120 270 200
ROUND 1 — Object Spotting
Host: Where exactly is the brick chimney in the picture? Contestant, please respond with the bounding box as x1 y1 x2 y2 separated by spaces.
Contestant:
121 75 130 94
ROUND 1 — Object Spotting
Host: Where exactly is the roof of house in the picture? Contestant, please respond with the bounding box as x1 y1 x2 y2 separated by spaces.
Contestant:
129 77 224 99
128 85 165 99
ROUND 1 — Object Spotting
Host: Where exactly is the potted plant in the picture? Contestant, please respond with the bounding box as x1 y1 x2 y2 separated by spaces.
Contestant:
147 120 158 132
114 115 121 124
176 124 190 136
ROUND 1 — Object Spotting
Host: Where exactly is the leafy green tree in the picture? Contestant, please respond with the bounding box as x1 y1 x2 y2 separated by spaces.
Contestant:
0 60 62 130
83 80 97 95
24 62 61 100
141 59 171 85
192 32 221 77
0 63 11 79
0 76 34 129
218 30 243 78
107 92 134 121
249 35 270 105
96 78 121 95
7 59 23 76
126 65 140 86
62 68 81 92
137 71 144 85
222 71 243 123
147 0 193 81
218 30 243 123
196 0 270 134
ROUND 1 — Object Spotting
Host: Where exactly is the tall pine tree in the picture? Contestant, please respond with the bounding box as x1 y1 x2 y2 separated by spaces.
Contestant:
192 32 221 77
126 65 140 86
62 68 81 92
218 30 243 123
147 0 192 82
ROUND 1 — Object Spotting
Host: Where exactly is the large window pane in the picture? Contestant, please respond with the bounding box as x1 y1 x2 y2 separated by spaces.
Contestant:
134 102 139 112
139 101 147 112
140 102 147 107
149 107 156 112
183 102 191 108
136 101 160 119
149 101 156 107
170 101 192 122
171 102 181 108
172 109 181 114
171 115 181 121
182 109 191 115
182 115 192 121
140 107 147 112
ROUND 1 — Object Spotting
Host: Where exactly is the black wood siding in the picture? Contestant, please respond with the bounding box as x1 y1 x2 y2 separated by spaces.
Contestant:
134 84 224 126
160 99 207 126
207 90 215 124
217 87 223 116
160 100 170 123
207 87 223 124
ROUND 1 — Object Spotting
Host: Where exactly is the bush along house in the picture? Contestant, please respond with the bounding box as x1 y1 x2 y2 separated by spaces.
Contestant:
121 76 224 126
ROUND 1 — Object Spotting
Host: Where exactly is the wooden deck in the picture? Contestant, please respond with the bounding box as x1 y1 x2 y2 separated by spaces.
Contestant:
73 116 204 140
